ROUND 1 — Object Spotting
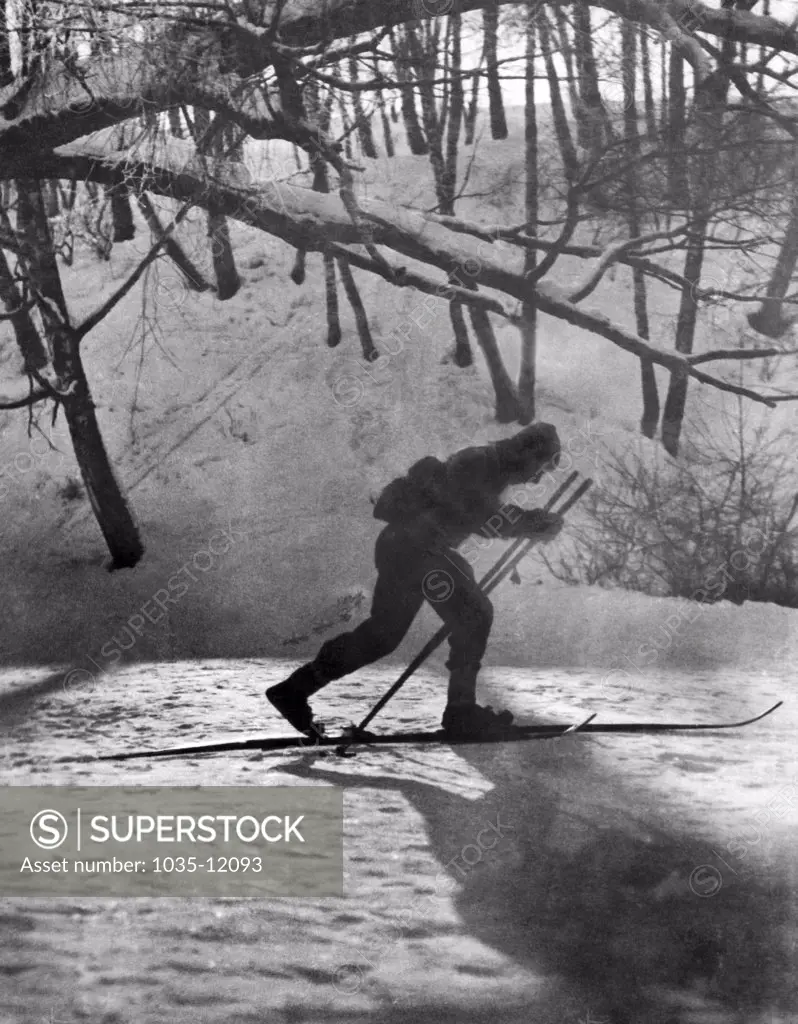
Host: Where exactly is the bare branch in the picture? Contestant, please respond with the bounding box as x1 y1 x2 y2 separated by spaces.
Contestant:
0 386 49 409
0 296 36 320
689 347 798 366
324 242 518 321
74 201 193 341
568 228 689 303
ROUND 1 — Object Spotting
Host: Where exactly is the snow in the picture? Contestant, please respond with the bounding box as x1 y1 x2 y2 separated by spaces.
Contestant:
0 107 796 1022
0 660 795 1023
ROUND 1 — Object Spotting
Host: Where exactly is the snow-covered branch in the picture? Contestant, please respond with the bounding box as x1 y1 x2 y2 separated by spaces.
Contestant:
43 139 794 410
631 0 713 81
567 229 689 304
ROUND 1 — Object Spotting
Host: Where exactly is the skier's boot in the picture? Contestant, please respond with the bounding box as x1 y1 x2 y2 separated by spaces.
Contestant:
441 664 514 737
266 663 329 737
441 702 515 738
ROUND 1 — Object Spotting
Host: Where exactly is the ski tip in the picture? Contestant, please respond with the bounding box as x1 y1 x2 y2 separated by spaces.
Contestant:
561 712 597 735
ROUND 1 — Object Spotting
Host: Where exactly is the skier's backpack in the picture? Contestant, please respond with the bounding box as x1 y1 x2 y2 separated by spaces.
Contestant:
372 456 449 523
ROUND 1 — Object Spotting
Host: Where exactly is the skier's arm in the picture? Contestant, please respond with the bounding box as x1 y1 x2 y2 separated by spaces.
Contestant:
500 507 564 540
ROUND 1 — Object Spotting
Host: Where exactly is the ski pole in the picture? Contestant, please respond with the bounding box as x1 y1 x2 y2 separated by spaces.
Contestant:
493 476 593 590
474 470 579 591
351 472 590 736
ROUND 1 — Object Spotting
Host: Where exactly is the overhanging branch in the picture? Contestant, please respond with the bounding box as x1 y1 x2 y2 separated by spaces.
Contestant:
40 141 794 410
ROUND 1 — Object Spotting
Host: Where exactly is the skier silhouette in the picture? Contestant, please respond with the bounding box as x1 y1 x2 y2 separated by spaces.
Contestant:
267 423 563 737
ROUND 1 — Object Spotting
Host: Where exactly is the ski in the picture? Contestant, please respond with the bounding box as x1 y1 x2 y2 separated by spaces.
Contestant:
95 702 782 762
330 712 598 757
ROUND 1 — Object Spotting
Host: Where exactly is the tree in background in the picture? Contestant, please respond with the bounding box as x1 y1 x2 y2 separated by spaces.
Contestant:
0 0 796 564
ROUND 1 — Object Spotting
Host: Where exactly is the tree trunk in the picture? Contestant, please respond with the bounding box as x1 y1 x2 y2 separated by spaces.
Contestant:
483 0 508 139
573 0 609 157
661 87 716 456
0 0 13 87
193 108 241 300
660 39 668 129
0 248 48 372
518 3 538 423
464 64 481 146
667 44 689 204
718 0 736 105
338 91 353 160
661 49 730 455
640 27 657 140
16 178 142 567
168 107 184 137
439 18 451 145
446 298 473 367
441 12 464 215
621 19 659 438
468 300 521 422
405 25 448 212
348 41 377 158
551 4 581 131
373 54 395 158
391 27 428 156
660 215 709 456
312 81 339 347
539 13 578 189
748 158 798 338
58 327 144 568
107 173 135 242
757 0 770 95
291 248 306 285
323 253 341 347
136 193 209 290
208 207 241 300
16 178 69 323
43 179 60 218
453 273 519 421
282 52 332 313
337 256 377 361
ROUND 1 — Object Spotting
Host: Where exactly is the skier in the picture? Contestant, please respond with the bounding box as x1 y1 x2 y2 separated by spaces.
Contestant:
267 422 564 737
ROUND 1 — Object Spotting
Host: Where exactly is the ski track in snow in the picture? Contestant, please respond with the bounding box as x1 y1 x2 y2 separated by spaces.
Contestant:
0 660 795 1024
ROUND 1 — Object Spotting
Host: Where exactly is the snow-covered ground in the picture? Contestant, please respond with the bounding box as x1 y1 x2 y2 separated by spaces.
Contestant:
0 106 796 1023
0 659 795 1023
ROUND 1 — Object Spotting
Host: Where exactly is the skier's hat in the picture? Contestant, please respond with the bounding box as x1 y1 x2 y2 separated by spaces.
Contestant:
495 422 561 464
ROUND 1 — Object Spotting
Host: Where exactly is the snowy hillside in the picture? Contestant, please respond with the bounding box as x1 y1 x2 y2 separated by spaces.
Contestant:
0 107 796 682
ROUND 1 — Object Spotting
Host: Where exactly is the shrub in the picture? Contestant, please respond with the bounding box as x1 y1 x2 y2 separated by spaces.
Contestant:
544 407 798 608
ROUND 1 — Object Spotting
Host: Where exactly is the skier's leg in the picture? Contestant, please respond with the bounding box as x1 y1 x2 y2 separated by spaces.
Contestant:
421 547 493 704
267 526 423 730
422 548 513 734
313 562 423 682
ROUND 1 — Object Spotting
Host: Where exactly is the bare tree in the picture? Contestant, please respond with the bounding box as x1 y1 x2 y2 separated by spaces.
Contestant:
0 0 797 564
748 157 798 338
391 27 428 156
640 27 657 140
518 0 539 422
11 178 144 566
621 18 659 438
483 0 508 139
